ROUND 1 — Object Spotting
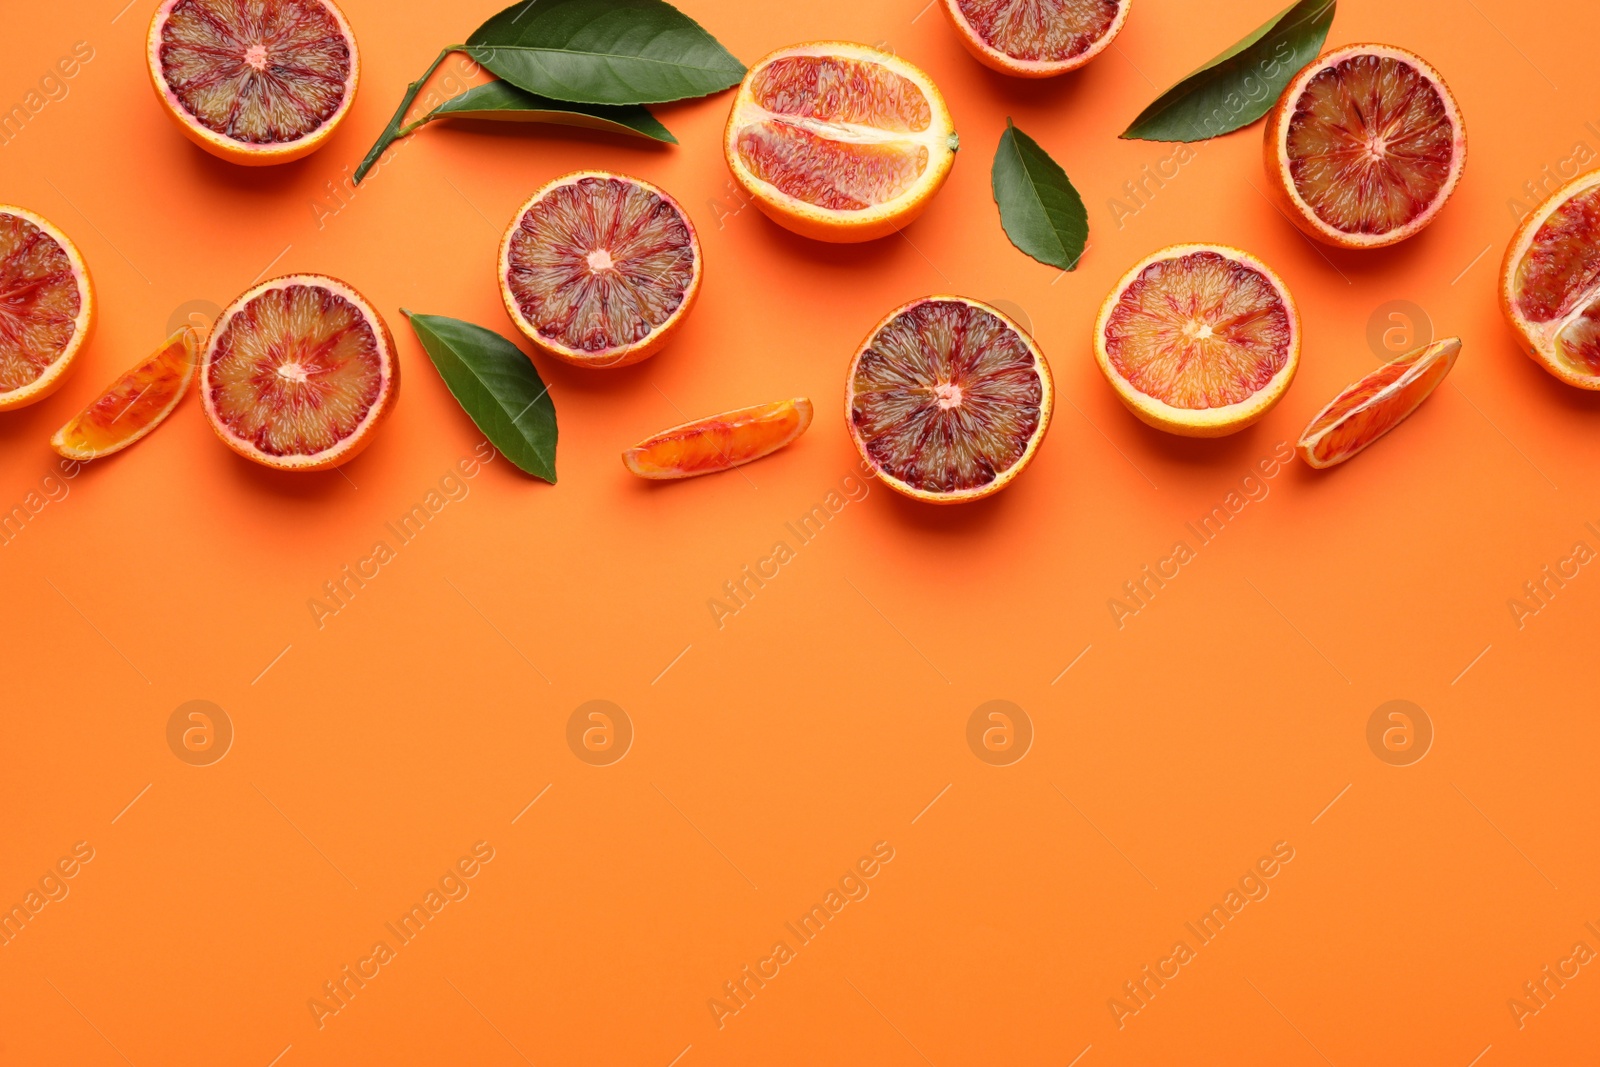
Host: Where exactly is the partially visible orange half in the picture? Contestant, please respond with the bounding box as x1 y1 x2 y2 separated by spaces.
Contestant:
0 205 93 412
942 0 1129 77
1094 244 1300 437
623 398 813 479
1501 167 1600 389
52 328 200 461
147 0 359 166
724 42 958 243
1296 338 1460 469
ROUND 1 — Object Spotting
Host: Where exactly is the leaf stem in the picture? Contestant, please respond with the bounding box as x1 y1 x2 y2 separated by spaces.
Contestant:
353 45 464 184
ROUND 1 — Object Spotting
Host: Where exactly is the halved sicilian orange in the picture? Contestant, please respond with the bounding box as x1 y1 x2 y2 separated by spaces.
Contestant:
147 0 359 166
0 206 93 412
724 42 958 243
51 328 200 461
499 171 702 369
1297 338 1460 469
201 274 397 471
1501 168 1600 389
847 296 1052 504
1094 244 1300 437
942 0 1129 77
623 398 813 480
1264 44 1465 249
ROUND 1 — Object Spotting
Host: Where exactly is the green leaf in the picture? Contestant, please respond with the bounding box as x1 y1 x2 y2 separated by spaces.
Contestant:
991 120 1089 272
405 312 558 483
423 80 678 142
1121 0 1335 142
464 0 746 106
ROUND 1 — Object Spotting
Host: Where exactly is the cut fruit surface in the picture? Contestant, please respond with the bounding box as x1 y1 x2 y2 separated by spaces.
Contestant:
1094 244 1300 437
724 42 958 242
623 398 813 480
1264 44 1465 249
147 0 358 166
52 328 199 460
201 274 396 470
1297 337 1459 469
1501 168 1600 389
847 296 1052 503
942 0 1128 77
499 171 701 369
0 206 93 412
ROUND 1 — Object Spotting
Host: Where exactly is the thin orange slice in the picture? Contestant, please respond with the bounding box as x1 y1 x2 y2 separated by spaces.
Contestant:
0 206 93 412
201 274 397 471
51 328 200 460
1296 338 1460 469
1501 168 1600 389
1264 44 1465 249
1094 244 1300 437
847 296 1052 504
942 0 1129 77
724 42 959 243
500 171 702 369
623 398 813 480
147 0 359 166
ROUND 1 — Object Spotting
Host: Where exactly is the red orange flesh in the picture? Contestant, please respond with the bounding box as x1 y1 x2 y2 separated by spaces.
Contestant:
1094 244 1300 437
499 171 701 369
147 0 359 165
1296 338 1460 469
201 274 397 470
1264 44 1465 249
623 398 814 480
847 296 1052 503
941 0 1128 77
52 328 199 460
1501 168 1600 388
0 206 93 411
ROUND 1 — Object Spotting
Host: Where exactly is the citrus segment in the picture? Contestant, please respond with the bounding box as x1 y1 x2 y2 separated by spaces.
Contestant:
1094 244 1299 437
942 0 1128 77
499 172 701 369
147 0 359 165
201 274 397 470
51 329 199 461
0 206 93 412
623 398 813 480
1501 170 1600 388
725 43 958 242
1264 44 1465 248
847 297 1052 503
1296 338 1460 469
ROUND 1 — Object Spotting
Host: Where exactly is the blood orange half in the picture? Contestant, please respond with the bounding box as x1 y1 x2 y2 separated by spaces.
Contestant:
147 0 359 166
1296 338 1460 469
201 274 397 470
1094 244 1300 437
942 0 1129 77
499 171 702 370
0 206 93 412
52 328 199 461
724 42 959 243
1501 168 1600 389
847 296 1052 504
1264 44 1465 249
623 398 813 480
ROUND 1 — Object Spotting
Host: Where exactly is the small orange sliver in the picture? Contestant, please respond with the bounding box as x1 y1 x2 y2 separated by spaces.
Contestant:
1296 338 1460 470
51 328 199 461
623 398 814 480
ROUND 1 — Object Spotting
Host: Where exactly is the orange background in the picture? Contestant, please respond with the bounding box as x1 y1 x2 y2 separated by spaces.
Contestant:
2 0 1597 1063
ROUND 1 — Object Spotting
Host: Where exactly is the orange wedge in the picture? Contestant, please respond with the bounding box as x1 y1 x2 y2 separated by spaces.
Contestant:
623 398 813 479
51 328 200 460
1296 338 1460 469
